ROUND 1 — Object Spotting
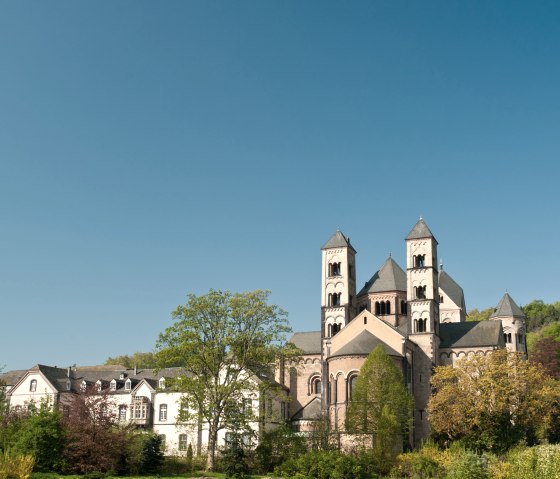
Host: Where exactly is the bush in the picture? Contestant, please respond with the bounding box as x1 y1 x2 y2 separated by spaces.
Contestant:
274 450 377 479
508 444 560 479
0 450 35 479
254 424 307 473
391 451 442 478
446 449 488 479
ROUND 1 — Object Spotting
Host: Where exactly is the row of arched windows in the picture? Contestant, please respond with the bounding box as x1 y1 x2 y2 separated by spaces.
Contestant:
328 262 341 276
413 254 425 268
414 318 428 332
327 323 342 337
327 374 359 404
375 301 391 315
328 292 342 306
414 286 427 299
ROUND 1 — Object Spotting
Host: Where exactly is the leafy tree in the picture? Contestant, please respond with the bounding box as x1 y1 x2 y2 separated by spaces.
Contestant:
10 400 66 471
221 431 249 479
62 388 130 473
466 308 494 322
308 412 337 451
529 336 560 379
428 349 560 452
522 300 560 332
104 352 157 369
156 289 298 471
346 345 413 474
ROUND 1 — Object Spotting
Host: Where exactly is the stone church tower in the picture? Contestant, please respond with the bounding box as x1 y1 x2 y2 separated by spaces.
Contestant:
405 218 440 443
490 293 527 356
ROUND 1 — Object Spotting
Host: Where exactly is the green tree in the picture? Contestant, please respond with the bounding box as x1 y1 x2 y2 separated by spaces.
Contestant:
156 289 298 471
255 424 307 472
346 345 413 474
429 349 560 452
522 300 560 332
104 352 157 369
139 433 164 474
466 308 494 322
11 400 66 472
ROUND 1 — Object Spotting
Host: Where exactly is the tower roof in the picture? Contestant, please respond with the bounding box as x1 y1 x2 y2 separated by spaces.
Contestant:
490 293 525 319
439 270 466 309
321 229 356 253
358 256 406 296
405 218 437 243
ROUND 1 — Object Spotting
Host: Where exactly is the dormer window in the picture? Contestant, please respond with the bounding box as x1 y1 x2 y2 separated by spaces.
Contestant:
96 380 102 392
119 373 126 380
159 377 166 389
110 379 117 391
66 380 71 391
81 380 87 391
125 379 132 391
29 379 37 392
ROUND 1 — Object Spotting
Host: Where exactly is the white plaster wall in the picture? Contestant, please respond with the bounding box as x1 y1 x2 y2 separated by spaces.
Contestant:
8 373 57 409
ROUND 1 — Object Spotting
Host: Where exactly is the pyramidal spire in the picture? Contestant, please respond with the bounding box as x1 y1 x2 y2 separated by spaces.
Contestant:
405 217 437 242
321 229 356 252
490 292 525 318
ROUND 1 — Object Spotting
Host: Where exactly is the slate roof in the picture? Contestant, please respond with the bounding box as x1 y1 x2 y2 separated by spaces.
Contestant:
439 270 465 309
0 370 26 387
322 230 356 253
358 256 407 296
292 396 322 421
405 218 437 243
439 321 503 349
290 331 321 354
330 330 403 358
490 293 525 319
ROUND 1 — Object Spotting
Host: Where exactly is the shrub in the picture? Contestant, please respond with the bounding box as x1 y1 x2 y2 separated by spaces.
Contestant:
274 449 377 479
0 450 35 479
508 444 560 479
446 449 488 479
254 424 307 473
139 434 164 474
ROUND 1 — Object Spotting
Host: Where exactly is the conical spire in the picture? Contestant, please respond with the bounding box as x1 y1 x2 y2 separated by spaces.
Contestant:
490 292 525 318
405 218 437 242
321 229 356 252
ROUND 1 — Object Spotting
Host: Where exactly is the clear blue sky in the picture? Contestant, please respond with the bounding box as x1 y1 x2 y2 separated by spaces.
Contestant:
1 1 559 371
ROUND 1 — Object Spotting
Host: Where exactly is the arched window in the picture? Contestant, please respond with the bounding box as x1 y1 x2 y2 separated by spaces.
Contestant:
310 376 322 394
328 293 332 306
348 375 358 401
415 255 425 268
327 324 332 337
401 300 407 314
416 286 426 299
332 323 338 335
386 301 391 315
375 301 380 315
29 379 37 392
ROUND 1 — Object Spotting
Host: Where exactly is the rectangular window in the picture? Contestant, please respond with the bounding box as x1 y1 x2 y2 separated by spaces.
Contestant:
118 405 127 421
159 434 166 452
224 432 233 448
159 404 168 421
178 434 188 451
242 398 252 416
266 398 272 418
242 432 252 447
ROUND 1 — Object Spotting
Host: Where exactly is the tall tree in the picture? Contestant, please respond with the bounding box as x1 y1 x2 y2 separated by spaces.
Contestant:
346 345 413 473
156 289 297 471
522 299 560 332
428 349 560 452
530 336 560 379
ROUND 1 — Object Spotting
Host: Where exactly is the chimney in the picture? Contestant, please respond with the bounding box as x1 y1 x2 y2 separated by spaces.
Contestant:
67 367 71 378
134 365 137 375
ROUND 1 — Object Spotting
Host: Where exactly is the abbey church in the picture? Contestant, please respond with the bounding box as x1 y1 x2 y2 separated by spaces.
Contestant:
289 218 527 446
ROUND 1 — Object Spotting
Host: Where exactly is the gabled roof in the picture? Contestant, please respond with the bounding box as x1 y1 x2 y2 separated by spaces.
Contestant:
358 257 406 296
289 331 321 354
330 330 403 358
405 218 437 243
439 321 503 349
439 270 465 309
490 293 525 319
291 396 322 421
321 230 356 253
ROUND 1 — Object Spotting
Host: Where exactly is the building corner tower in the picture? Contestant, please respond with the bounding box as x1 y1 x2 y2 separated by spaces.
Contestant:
405 218 440 444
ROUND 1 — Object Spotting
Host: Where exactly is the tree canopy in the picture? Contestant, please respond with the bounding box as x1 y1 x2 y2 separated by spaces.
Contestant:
346 345 413 473
428 349 560 452
104 351 158 369
156 289 298 471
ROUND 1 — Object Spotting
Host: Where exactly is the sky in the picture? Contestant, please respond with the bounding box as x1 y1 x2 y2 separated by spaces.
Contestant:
0 1 559 371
